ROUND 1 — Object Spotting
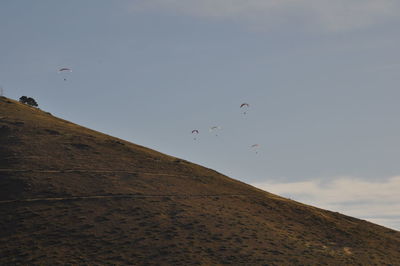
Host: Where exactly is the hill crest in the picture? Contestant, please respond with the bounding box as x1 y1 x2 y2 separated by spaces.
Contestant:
1 96 399 265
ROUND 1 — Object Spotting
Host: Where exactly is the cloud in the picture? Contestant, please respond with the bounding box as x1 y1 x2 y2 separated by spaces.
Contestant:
253 176 400 230
129 0 400 32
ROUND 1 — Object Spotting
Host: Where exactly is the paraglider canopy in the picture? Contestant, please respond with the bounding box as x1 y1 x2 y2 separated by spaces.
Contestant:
209 126 222 136
209 126 221 131
240 103 250 114
251 144 260 154
191 129 199 140
58 67 72 81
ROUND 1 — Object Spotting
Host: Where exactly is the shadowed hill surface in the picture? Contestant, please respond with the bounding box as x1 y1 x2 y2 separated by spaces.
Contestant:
1 96 399 265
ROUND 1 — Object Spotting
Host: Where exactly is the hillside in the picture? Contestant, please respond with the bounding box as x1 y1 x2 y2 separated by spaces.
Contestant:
1 96 399 265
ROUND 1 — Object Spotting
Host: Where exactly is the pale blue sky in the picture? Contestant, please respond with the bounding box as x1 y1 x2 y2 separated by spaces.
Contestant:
1 0 400 229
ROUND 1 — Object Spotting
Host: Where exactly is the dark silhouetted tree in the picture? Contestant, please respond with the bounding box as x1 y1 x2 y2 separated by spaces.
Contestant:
19 96 28 103
19 96 38 107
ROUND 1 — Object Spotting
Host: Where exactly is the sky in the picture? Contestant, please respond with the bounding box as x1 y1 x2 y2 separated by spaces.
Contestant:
1 0 400 230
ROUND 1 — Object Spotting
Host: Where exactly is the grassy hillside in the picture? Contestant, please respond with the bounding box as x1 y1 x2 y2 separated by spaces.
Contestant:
1 96 399 265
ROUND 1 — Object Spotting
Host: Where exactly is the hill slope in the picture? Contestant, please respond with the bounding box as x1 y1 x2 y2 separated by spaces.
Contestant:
1 96 399 265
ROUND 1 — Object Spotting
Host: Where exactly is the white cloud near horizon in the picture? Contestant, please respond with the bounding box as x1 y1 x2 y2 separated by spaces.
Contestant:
130 0 400 32
253 176 400 230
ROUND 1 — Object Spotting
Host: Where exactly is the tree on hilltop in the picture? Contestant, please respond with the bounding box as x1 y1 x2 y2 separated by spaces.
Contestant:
19 96 38 107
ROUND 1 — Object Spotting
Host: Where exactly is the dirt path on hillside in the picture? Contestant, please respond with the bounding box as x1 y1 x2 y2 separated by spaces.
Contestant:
0 169 248 204
0 193 248 204
0 169 192 178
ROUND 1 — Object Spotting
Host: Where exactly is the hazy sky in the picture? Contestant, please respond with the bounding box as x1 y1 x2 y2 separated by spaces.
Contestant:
1 0 400 230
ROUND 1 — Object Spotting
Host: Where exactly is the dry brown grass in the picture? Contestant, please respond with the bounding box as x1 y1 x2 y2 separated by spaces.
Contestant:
1 96 400 265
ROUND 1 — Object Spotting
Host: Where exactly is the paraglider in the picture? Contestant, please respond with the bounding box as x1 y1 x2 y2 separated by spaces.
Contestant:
240 103 249 114
191 129 199 140
209 126 222 136
251 144 260 154
58 67 72 81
